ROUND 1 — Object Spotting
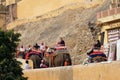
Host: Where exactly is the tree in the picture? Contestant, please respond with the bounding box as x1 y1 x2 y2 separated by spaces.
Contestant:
0 29 27 80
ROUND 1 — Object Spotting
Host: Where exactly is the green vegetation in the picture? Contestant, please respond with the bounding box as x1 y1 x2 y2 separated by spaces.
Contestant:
0 29 27 80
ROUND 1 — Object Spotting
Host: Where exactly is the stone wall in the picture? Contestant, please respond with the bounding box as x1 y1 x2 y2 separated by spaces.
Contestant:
17 0 104 19
23 61 120 80
7 0 104 30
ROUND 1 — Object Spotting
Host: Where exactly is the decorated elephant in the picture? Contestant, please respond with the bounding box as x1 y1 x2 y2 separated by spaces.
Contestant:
29 54 42 68
83 56 107 65
44 50 72 67
54 52 72 67
83 47 107 65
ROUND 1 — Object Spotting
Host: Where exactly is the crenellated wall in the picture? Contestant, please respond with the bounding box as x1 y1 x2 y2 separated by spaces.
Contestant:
23 61 120 80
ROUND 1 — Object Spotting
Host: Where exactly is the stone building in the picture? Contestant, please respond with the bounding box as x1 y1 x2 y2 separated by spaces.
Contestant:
97 0 120 61
0 0 21 29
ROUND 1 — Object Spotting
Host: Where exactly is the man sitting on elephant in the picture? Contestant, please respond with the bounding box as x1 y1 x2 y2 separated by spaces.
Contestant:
57 37 65 46
87 45 107 63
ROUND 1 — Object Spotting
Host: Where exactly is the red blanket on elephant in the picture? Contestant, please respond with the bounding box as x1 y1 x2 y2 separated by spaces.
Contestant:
55 46 67 50
25 50 41 60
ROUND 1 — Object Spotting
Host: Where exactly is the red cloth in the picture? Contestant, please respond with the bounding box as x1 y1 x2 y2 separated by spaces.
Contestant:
25 50 41 60
91 50 103 55
55 46 67 50
25 52 29 60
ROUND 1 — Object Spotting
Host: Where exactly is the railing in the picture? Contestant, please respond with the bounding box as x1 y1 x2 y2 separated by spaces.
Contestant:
97 7 120 19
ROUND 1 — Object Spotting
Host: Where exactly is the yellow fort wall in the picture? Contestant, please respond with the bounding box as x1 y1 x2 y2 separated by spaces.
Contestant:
23 61 120 80
7 0 104 29
17 0 83 19
17 0 104 19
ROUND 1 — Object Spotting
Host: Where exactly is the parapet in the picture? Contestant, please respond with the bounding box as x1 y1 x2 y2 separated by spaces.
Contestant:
23 61 120 80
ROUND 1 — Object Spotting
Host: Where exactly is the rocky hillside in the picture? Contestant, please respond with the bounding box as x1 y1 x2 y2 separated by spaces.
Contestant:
0 5 5 28
13 0 110 64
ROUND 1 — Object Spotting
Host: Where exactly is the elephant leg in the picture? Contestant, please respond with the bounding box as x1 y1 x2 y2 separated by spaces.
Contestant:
54 54 64 67
48 56 52 67
35 56 41 68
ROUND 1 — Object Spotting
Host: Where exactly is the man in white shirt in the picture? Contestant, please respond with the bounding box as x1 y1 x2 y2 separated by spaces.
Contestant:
24 60 31 70
40 42 45 50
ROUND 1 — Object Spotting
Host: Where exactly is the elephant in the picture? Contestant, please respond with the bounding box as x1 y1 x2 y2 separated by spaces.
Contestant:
83 56 107 65
83 47 107 64
29 54 42 68
44 52 72 67
54 53 72 67
17 51 26 59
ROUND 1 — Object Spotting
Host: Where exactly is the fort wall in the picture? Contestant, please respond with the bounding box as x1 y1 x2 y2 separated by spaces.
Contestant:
23 61 120 80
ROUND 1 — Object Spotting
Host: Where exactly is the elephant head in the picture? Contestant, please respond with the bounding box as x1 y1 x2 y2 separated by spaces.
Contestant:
44 52 72 67
29 54 41 68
